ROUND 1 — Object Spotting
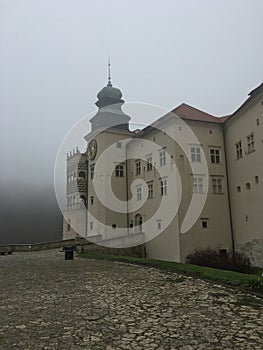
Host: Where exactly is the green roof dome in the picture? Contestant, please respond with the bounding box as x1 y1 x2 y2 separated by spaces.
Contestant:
97 84 123 100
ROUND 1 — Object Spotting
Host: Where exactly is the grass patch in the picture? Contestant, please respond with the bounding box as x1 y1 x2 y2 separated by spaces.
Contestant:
79 252 263 294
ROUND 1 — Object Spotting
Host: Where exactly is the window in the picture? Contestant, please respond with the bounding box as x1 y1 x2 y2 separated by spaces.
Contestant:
237 186 241 192
148 182 153 199
159 149 166 166
116 142 122 148
112 224 116 229
79 171 86 179
146 154 153 171
115 164 124 177
212 177 223 194
136 186 142 201
90 165 95 179
90 196 94 205
201 218 208 228
246 182 251 190
135 160 141 176
235 141 242 159
191 146 201 162
255 176 259 184
193 176 204 193
219 249 227 257
157 220 162 230
90 222 93 230
247 133 255 153
160 178 167 196
256 118 260 126
210 149 220 164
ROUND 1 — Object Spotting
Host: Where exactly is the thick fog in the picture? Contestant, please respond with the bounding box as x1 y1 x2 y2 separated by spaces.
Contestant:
0 0 262 243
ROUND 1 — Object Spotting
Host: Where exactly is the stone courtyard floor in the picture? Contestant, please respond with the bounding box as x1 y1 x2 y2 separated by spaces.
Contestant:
0 249 262 350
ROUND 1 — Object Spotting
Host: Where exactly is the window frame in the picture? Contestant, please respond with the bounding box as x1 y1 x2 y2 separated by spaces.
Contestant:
135 160 141 176
147 182 153 199
115 163 124 177
210 148 221 164
235 141 242 159
159 149 166 167
146 154 153 171
247 133 255 154
211 176 223 194
160 177 167 196
193 175 204 193
190 146 201 163
136 186 142 201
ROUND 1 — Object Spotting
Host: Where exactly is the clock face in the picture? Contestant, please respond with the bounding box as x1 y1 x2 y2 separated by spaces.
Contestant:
87 139 97 160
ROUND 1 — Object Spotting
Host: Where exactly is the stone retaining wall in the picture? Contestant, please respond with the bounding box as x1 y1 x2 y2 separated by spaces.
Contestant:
0 238 145 258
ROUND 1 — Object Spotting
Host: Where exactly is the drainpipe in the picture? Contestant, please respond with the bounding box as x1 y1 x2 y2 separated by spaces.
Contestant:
125 143 130 235
222 124 235 253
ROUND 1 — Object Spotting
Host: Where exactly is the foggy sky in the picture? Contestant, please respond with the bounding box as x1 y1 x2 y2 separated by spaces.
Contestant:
0 0 262 243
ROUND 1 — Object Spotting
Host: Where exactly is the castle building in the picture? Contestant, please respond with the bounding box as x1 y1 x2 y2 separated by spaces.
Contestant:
63 75 263 267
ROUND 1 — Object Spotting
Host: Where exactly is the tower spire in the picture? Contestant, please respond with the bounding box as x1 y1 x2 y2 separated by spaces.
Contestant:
107 57 112 87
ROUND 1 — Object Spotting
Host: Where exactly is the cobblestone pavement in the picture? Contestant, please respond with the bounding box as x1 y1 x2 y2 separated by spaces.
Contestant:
0 250 262 350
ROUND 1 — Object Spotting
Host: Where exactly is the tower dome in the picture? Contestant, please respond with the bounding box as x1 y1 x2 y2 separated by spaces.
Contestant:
90 59 131 131
97 84 123 101
95 59 124 109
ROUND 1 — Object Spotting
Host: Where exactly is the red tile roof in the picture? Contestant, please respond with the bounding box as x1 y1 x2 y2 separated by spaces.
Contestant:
172 103 223 123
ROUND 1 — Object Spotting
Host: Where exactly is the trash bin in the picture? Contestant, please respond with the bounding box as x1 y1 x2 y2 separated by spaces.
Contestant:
61 246 77 260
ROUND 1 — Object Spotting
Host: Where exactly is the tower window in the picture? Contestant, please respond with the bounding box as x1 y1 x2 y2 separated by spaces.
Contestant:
90 196 94 205
255 176 259 184
90 165 95 179
237 186 241 192
79 171 86 179
256 118 260 126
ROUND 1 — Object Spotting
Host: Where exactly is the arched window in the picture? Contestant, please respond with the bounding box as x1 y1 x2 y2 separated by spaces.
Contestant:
79 171 86 179
80 195 87 206
246 182 251 190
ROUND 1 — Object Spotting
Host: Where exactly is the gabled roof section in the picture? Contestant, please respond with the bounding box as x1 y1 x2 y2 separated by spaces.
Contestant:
134 103 223 138
172 103 222 123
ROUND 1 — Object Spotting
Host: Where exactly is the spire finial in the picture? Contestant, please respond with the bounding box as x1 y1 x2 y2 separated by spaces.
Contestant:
107 57 112 87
